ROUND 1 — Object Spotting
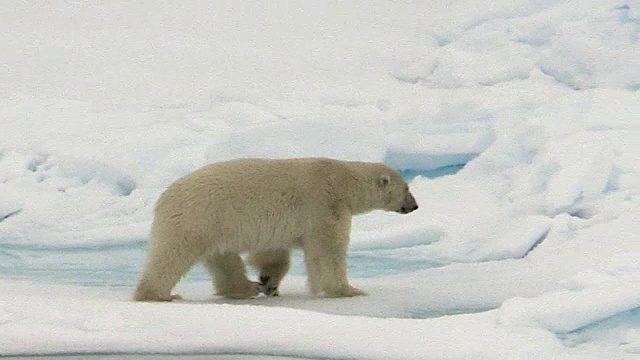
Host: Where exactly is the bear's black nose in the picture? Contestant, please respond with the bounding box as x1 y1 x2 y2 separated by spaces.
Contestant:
398 203 418 214
398 193 419 214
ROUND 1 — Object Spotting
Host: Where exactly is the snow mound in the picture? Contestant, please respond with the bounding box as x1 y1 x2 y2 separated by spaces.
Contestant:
206 109 386 163
498 256 640 333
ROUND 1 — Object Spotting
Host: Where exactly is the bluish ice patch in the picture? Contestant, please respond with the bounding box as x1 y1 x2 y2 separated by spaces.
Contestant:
385 152 476 179
346 254 439 277
0 241 148 287
615 4 640 24
409 307 488 319
559 307 640 347
398 164 465 180
614 4 640 57
0 243 439 287
285 253 438 279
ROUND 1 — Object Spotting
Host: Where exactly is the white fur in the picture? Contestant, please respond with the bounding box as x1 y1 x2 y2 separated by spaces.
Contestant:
134 157 417 301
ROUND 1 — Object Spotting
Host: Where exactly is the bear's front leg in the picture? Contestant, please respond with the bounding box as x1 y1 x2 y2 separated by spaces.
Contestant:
303 217 367 298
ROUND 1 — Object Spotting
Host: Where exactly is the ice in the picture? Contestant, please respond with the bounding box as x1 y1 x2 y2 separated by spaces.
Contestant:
385 102 495 171
624 329 640 354
0 280 570 359
541 132 615 216
206 110 387 163
537 3 640 91
498 275 640 333
2 0 640 358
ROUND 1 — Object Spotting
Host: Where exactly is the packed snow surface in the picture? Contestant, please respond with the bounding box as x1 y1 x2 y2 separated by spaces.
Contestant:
1 1 639 359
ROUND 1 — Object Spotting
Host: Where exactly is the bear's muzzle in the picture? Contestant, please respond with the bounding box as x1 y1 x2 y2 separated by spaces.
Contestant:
398 192 418 214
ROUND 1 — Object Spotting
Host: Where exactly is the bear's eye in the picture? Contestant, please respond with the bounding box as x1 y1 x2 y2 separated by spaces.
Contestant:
379 175 390 187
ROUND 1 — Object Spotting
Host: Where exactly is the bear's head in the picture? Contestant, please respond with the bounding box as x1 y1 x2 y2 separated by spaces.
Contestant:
376 167 419 215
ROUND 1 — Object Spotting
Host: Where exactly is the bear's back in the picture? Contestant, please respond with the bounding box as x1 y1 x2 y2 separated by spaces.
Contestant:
174 157 339 199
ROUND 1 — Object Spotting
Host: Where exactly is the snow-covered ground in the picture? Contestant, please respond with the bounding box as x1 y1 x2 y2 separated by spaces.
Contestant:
1 1 639 358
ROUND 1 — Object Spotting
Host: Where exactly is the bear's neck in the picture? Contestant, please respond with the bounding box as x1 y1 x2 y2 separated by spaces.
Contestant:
341 167 380 216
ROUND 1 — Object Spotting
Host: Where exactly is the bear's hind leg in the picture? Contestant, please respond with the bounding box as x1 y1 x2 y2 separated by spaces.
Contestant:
203 253 260 299
134 233 203 302
248 249 291 296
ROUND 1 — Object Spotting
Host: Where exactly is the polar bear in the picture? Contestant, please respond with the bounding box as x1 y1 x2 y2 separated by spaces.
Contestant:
134 157 418 301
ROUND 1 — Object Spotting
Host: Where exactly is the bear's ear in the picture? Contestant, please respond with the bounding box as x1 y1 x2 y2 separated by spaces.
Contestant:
378 175 391 188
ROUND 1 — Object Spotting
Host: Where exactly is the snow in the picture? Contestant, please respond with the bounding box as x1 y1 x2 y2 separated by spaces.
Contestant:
1 0 639 359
